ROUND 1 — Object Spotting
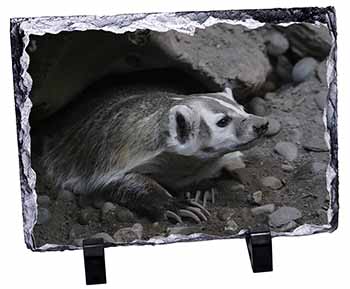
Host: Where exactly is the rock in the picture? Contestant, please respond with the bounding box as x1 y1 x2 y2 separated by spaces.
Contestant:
113 224 143 243
101 202 116 215
268 206 302 227
292 57 318 83
251 204 276 215
224 219 239 233
217 207 236 221
115 206 136 223
281 164 294 172
278 221 298 231
275 55 293 83
91 232 116 244
312 162 326 174
285 23 332 61
264 31 289 56
167 225 202 235
274 142 298 162
261 176 283 190
79 207 100 225
37 207 50 225
249 97 267 116
57 190 75 202
37 195 50 208
314 91 327 110
265 118 281 137
252 191 263 205
303 137 329 152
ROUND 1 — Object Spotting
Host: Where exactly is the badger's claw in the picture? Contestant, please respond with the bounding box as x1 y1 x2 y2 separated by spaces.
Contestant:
195 190 202 203
185 206 208 221
188 200 211 217
165 210 183 224
178 209 201 224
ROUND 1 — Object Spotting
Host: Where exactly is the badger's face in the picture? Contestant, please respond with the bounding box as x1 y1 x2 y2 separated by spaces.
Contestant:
166 88 269 159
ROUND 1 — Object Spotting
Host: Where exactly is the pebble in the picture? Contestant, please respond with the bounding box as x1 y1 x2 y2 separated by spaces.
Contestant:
79 207 100 225
292 57 318 83
312 162 326 174
314 91 327 110
274 142 298 162
115 206 136 223
265 118 281 137
101 202 116 215
37 207 50 225
37 195 50 208
268 206 302 227
224 219 239 233
261 176 283 190
113 224 143 243
91 232 116 244
252 191 263 205
281 164 294 172
251 204 276 216
167 225 203 235
57 190 75 202
249 97 267 116
265 31 289 56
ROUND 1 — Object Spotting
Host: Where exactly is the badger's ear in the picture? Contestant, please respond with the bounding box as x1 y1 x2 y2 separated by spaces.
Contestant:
168 105 197 145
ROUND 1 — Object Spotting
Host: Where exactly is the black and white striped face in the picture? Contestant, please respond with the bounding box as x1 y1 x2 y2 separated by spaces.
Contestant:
167 88 268 159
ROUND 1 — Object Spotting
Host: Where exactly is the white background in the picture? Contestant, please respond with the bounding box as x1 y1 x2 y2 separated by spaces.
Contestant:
1 0 349 288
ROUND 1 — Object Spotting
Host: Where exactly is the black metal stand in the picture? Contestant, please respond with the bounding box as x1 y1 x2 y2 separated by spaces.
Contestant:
245 226 273 273
83 238 107 285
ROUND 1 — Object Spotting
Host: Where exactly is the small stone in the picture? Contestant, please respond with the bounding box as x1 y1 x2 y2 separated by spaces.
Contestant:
37 195 50 208
224 219 239 233
102 202 116 215
115 206 136 223
91 232 116 244
131 223 143 239
265 118 281 137
252 191 263 205
274 142 298 162
292 57 318 83
37 207 50 225
316 60 327 84
79 207 100 225
268 206 302 227
265 31 289 56
261 176 283 190
167 225 202 235
278 221 298 231
249 97 267 116
251 204 276 215
113 227 139 243
57 190 75 202
281 164 294 172
217 207 236 221
312 162 326 174
264 92 277 101
314 91 327 110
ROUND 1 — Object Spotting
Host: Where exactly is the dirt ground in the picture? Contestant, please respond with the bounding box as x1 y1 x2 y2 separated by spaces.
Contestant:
31 23 331 249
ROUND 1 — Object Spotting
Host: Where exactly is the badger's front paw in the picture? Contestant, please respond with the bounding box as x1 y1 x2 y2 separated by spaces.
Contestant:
164 199 210 224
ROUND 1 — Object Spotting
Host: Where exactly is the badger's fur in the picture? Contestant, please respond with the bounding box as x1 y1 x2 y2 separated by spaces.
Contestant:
38 86 268 221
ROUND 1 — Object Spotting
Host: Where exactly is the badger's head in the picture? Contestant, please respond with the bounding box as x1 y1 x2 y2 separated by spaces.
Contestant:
166 87 269 159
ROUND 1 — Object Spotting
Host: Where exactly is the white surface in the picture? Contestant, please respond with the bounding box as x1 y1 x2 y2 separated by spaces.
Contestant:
0 0 349 288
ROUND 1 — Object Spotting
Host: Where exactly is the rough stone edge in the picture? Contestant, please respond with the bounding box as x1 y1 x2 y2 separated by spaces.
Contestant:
9 6 338 252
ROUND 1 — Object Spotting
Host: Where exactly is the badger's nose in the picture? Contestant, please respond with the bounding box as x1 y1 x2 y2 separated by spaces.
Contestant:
253 120 269 136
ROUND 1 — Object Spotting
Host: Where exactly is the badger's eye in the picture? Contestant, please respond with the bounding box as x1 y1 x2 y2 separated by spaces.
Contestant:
216 116 232 127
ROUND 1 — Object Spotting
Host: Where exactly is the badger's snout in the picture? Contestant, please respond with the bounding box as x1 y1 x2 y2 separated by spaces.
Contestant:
253 120 269 136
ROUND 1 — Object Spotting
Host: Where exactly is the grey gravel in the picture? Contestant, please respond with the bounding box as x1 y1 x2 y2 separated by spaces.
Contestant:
251 204 276 215
269 206 302 227
261 176 283 190
37 195 50 208
274 142 298 162
249 97 267 116
265 118 281 137
281 164 294 172
113 224 143 243
292 57 318 83
37 207 50 225
312 162 326 174
167 225 202 235
265 31 289 56
217 207 236 221
115 206 136 222
79 207 100 225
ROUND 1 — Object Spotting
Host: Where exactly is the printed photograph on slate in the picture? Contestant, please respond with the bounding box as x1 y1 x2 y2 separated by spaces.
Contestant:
10 7 338 250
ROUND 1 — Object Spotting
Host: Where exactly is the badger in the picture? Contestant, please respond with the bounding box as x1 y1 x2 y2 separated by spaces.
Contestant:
37 86 268 223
